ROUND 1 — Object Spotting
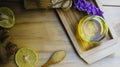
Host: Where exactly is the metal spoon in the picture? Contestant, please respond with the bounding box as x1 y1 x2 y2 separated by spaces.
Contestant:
42 50 66 67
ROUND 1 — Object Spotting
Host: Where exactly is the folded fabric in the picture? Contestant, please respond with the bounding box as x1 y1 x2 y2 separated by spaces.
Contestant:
24 0 72 9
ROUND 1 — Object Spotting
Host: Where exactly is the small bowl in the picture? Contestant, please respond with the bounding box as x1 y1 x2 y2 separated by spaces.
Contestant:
77 15 108 42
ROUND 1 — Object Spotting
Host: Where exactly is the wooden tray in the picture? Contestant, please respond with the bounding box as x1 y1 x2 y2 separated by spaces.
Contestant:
56 0 119 64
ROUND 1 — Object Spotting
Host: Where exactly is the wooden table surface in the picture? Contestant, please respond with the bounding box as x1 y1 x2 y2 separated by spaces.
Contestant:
0 1 120 67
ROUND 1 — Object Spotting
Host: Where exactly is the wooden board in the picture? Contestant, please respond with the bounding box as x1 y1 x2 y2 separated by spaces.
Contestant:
0 2 76 67
96 0 120 6
1 0 120 67
56 0 120 64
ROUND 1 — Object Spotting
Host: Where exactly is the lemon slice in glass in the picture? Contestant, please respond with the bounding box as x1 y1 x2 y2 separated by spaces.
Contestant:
0 7 15 28
15 48 38 67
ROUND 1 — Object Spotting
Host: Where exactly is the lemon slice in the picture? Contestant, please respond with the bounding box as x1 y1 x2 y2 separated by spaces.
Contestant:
15 48 38 67
0 7 15 28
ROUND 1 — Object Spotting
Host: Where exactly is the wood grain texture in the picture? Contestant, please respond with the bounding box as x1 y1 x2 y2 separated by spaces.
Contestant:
0 2 75 67
97 0 120 6
56 0 120 64
0 0 120 67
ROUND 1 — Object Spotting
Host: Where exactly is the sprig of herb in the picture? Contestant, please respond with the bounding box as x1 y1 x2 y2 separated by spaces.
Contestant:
73 0 103 17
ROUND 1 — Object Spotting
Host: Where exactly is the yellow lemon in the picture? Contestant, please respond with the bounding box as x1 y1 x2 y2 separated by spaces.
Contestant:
0 7 15 28
15 48 38 67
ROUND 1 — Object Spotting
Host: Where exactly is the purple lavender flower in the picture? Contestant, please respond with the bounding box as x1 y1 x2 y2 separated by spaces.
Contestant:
74 0 103 17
